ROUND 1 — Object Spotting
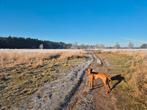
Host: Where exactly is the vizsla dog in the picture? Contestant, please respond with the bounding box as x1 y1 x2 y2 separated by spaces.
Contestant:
86 68 111 95
86 68 94 89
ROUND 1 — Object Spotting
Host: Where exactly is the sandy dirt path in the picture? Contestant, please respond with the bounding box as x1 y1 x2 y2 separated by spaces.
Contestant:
65 52 118 110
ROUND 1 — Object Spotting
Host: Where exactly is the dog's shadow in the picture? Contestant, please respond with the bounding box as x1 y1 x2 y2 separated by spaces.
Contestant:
111 74 126 90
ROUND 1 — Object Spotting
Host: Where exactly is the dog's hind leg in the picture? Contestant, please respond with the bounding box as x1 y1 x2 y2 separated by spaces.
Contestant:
106 78 111 93
102 78 110 96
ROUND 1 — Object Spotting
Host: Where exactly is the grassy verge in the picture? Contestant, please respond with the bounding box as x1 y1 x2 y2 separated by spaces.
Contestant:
96 51 147 110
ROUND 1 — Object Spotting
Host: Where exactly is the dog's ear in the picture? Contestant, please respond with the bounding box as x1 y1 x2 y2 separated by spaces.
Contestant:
89 63 94 68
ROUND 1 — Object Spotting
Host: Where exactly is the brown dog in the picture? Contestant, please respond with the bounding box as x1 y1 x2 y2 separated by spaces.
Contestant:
86 68 111 95
86 68 94 89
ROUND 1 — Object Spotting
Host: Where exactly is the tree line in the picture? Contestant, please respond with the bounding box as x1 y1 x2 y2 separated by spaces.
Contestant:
0 36 71 49
0 36 146 49
70 42 147 49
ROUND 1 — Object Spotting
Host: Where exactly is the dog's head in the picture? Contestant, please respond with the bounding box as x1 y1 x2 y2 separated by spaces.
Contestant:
86 68 93 75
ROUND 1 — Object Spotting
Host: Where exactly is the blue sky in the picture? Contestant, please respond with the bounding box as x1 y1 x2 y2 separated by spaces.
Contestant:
0 0 147 46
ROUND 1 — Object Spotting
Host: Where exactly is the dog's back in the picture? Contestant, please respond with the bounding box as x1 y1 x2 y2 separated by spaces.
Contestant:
91 70 111 81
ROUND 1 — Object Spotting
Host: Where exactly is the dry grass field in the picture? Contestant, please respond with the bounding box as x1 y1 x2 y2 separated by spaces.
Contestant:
0 49 147 110
0 49 91 109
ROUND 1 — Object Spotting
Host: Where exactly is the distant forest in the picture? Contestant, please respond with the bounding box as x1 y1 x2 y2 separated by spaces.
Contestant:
0 36 71 49
0 36 147 49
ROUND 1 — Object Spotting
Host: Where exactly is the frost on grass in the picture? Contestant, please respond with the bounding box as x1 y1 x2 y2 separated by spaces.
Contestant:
14 58 92 110
0 49 89 109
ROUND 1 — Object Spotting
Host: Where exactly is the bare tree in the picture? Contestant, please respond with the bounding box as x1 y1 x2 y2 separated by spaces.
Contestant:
70 42 78 49
114 43 120 49
128 42 134 49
